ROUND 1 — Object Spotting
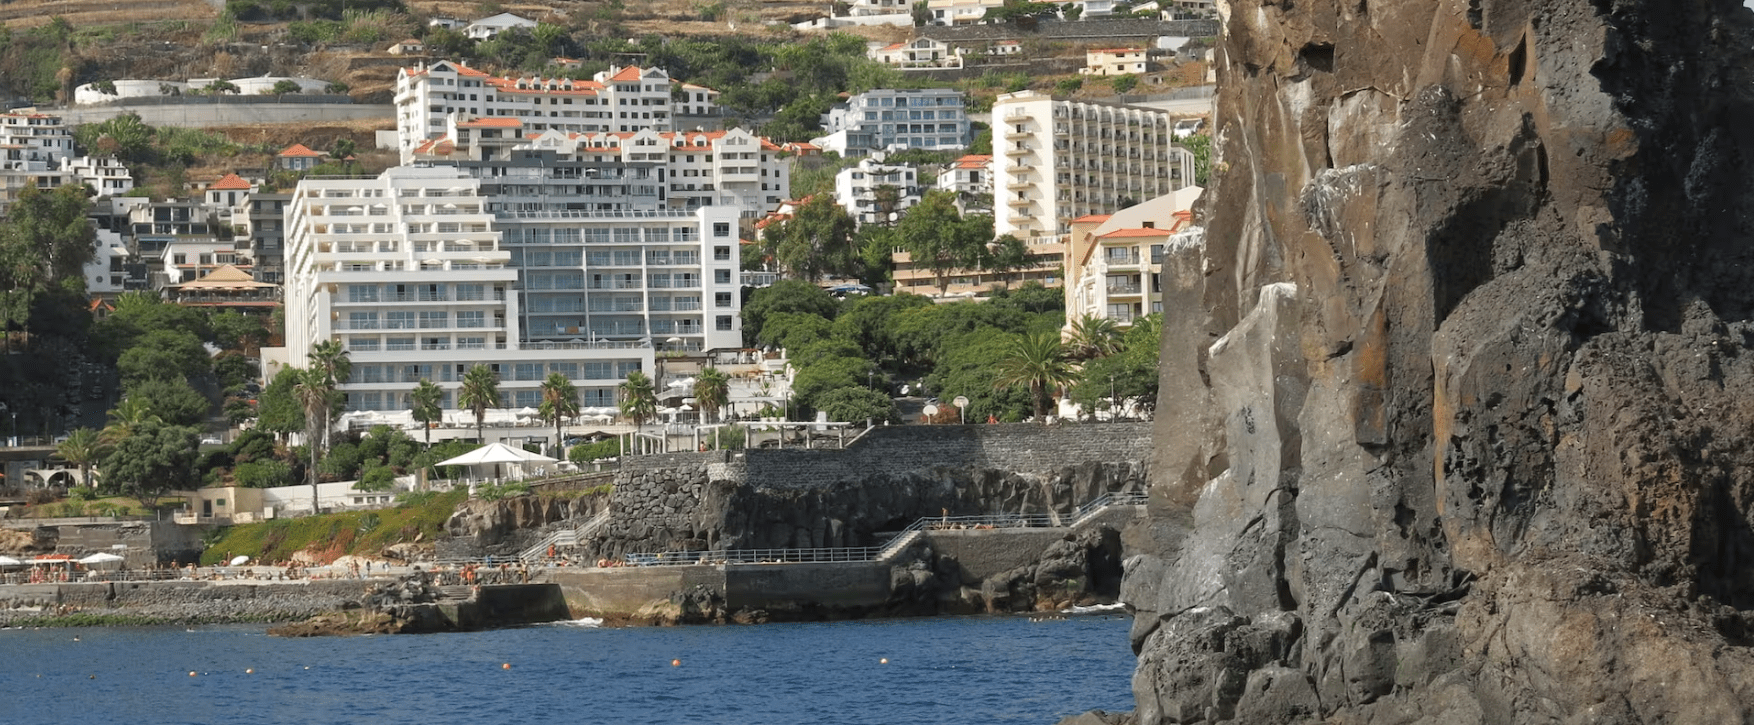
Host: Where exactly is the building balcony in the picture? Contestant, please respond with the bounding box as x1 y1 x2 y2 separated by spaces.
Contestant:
1007 196 1033 208
1004 127 1031 140
1106 285 1143 297
1006 176 1033 190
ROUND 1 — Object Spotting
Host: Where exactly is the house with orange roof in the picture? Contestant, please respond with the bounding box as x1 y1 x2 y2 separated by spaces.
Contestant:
1062 185 1204 333
936 154 992 210
276 143 326 171
394 60 720 164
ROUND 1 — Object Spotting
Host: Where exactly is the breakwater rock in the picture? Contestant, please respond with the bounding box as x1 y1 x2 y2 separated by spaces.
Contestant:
0 580 364 627
1115 1 1754 723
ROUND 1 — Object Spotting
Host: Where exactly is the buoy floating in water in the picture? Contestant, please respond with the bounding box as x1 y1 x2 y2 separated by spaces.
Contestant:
188 671 197 677
245 669 254 675
880 658 889 664
671 659 681 667
502 663 511 670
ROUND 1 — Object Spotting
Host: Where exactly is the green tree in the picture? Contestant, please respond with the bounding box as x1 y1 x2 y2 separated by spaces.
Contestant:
741 279 839 346
74 113 152 164
993 332 1075 420
791 354 875 416
981 232 1029 288
812 386 898 424
268 79 303 95
895 190 988 295
757 311 836 351
1068 314 1161 417
409 378 444 446
54 427 107 490
539 372 580 454
458 364 500 441
102 396 161 445
0 184 95 351
617 370 658 427
912 0 932 25
99 421 199 508
254 367 306 440
694 367 730 423
121 378 208 427
1111 74 1138 94
1065 313 1123 361
1181 134 1212 185
765 194 859 282
292 367 332 510
233 458 293 488
203 80 241 95
118 329 210 386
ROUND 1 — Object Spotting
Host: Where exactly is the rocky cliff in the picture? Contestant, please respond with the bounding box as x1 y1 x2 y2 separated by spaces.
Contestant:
1123 1 1754 723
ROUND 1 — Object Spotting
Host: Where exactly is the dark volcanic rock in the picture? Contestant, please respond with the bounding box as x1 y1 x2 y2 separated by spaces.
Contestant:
1124 0 1754 722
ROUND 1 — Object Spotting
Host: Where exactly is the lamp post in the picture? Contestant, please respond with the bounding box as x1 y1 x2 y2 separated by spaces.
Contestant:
1109 374 1116 420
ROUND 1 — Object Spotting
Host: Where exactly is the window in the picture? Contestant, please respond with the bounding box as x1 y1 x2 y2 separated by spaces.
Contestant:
348 285 378 302
457 337 486 350
549 362 579 378
456 310 485 328
715 315 733 331
514 363 543 381
715 292 732 308
456 283 486 301
348 312 378 330
712 222 730 237
714 269 732 284
387 337 415 351
713 245 730 261
386 311 415 329
350 337 380 352
418 311 448 328
614 361 642 378
584 362 613 380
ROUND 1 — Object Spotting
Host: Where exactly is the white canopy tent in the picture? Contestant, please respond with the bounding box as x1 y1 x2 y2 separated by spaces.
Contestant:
435 442 558 482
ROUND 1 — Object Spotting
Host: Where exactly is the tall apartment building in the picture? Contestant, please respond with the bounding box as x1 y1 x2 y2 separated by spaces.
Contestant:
284 166 743 415
820 88 970 153
394 61 719 163
990 91 1195 244
411 123 788 219
834 158 921 227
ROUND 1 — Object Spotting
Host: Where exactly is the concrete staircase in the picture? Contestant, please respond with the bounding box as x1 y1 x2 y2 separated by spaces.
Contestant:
519 510 612 563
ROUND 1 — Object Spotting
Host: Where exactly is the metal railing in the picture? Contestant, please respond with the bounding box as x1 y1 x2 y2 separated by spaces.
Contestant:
617 490 1151 567
519 509 611 562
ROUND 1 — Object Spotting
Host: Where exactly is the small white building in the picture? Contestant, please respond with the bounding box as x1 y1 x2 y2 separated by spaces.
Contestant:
835 158 921 227
936 154 992 212
387 38 425 56
83 229 134 297
1083 48 1149 76
230 76 330 95
926 0 1004 25
464 12 538 40
867 38 962 69
62 155 134 197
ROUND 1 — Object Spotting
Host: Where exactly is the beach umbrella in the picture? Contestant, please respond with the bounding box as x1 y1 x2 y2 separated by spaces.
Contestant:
228 555 250 566
78 552 124 564
0 555 21 566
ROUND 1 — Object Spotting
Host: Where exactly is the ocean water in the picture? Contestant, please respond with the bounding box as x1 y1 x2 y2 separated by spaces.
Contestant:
0 613 1136 724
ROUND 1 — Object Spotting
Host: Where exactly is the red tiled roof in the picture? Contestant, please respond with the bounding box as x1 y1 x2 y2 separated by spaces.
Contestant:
279 143 323 157
1099 227 1172 239
607 65 645 82
1090 48 1145 54
1070 214 1111 224
878 42 905 52
210 173 252 191
952 154 991 169
457 117 523 128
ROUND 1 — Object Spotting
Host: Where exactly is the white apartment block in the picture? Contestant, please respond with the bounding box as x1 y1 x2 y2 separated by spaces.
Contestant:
821 88 971 152
991 91 1195 244
412 124 788 219
1063 185 1202 330
63 155 133 196
395 61 720 164
0 112 74 169
284 166 744 416
835 158 921 227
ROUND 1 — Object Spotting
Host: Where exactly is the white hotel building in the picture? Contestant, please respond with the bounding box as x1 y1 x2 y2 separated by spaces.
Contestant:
284 165 743 414
394 61 719 164
990 91 1195 244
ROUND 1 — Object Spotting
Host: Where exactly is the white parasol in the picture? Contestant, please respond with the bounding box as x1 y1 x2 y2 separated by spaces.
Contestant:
228 555 250 566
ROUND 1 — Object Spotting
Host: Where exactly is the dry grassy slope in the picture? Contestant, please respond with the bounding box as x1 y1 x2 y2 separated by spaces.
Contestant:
0 0 218 29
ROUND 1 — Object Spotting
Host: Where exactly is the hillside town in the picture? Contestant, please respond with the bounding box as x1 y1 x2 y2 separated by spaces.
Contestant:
0 0 1210 538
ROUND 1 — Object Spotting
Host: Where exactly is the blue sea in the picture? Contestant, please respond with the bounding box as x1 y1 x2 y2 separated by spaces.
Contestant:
0 613 1136 724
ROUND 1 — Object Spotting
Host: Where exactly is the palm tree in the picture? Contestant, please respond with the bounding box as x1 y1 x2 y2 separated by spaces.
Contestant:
618 370 658 428
409 378 444 447
1065 314 1123 361
102 396 160 444
694 367 730 423
539 372 579 455
55 427 106 490
993 332 1076 421
458 364 500 442
309 339 352 388
292 367 332 512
